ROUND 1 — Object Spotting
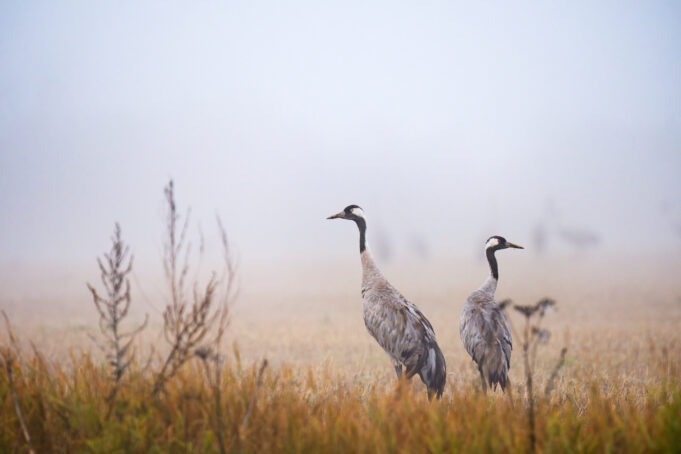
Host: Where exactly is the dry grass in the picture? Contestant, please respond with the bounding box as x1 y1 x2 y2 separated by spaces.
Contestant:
1 181 679 452
3 268 679 453
0 309 679 453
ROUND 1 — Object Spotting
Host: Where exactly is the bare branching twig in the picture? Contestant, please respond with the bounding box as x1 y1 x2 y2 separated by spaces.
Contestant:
512 297 564 453
87 223 147 414
152 180 236 397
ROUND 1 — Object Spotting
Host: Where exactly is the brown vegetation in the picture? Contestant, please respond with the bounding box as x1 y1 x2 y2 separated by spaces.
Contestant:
0 328 679 453
152 180 235 397
1 182 679 453
87 223 147 414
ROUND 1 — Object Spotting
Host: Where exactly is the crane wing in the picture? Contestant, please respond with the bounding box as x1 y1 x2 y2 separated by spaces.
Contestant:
460 299 513 370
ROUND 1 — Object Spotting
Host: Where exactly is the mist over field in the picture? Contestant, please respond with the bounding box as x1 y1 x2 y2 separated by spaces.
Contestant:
1 3 681 452
0 0 678 380
1 2 681 322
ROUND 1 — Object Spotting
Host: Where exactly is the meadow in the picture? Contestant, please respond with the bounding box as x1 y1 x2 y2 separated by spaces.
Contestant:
2 1 680 452
1 185 680 453
2 259 680 453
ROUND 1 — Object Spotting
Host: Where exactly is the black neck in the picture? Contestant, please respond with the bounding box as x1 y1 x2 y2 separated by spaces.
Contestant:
486 247 499 280
355 218 367 253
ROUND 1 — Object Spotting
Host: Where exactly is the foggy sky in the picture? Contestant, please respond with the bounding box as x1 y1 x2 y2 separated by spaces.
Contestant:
1 1 680 278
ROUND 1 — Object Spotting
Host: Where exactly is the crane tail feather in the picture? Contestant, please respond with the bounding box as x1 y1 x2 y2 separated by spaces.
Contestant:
419 342 446 399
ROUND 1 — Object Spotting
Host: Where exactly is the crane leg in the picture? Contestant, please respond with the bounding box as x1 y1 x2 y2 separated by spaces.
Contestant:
479 367 488 395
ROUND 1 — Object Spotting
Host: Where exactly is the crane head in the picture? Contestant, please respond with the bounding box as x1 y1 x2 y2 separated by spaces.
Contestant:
327 205 365 221
486 235 524 251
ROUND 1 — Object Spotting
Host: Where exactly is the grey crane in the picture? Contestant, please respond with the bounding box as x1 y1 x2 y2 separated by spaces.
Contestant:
327 205 447 399
460 235 523 393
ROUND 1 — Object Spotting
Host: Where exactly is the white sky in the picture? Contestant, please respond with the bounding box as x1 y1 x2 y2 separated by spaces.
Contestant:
1 1 680 274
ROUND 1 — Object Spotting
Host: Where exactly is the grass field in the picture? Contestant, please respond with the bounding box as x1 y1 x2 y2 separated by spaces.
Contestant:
1 254 680 453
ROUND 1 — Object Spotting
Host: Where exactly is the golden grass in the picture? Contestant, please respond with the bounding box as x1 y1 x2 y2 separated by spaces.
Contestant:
2 255 680 453
1 324 680 453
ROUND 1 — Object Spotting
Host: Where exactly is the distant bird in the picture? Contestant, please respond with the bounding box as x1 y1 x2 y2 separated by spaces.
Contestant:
557 227 600 252
531 222 548 255
327 205 446 399
408 233 430 260
460 236 523 393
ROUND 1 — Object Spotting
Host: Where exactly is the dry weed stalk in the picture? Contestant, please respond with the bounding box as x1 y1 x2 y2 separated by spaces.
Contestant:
195 217 239 454
1 312 35 454
226 358 269 451
87 223 147 412
242 359 269 433
152 180 236 397
544 347 568 400
196 347 227 454
511 298 566 453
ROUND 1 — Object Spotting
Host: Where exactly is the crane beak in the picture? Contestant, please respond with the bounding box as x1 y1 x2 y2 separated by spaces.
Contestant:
327 211 345 220
507 242 524 249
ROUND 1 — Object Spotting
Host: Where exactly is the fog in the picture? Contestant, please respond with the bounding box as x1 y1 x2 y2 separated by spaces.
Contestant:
1 2 680 311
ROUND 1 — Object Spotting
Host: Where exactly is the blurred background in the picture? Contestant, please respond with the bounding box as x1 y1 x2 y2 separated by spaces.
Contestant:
1 1 680 328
